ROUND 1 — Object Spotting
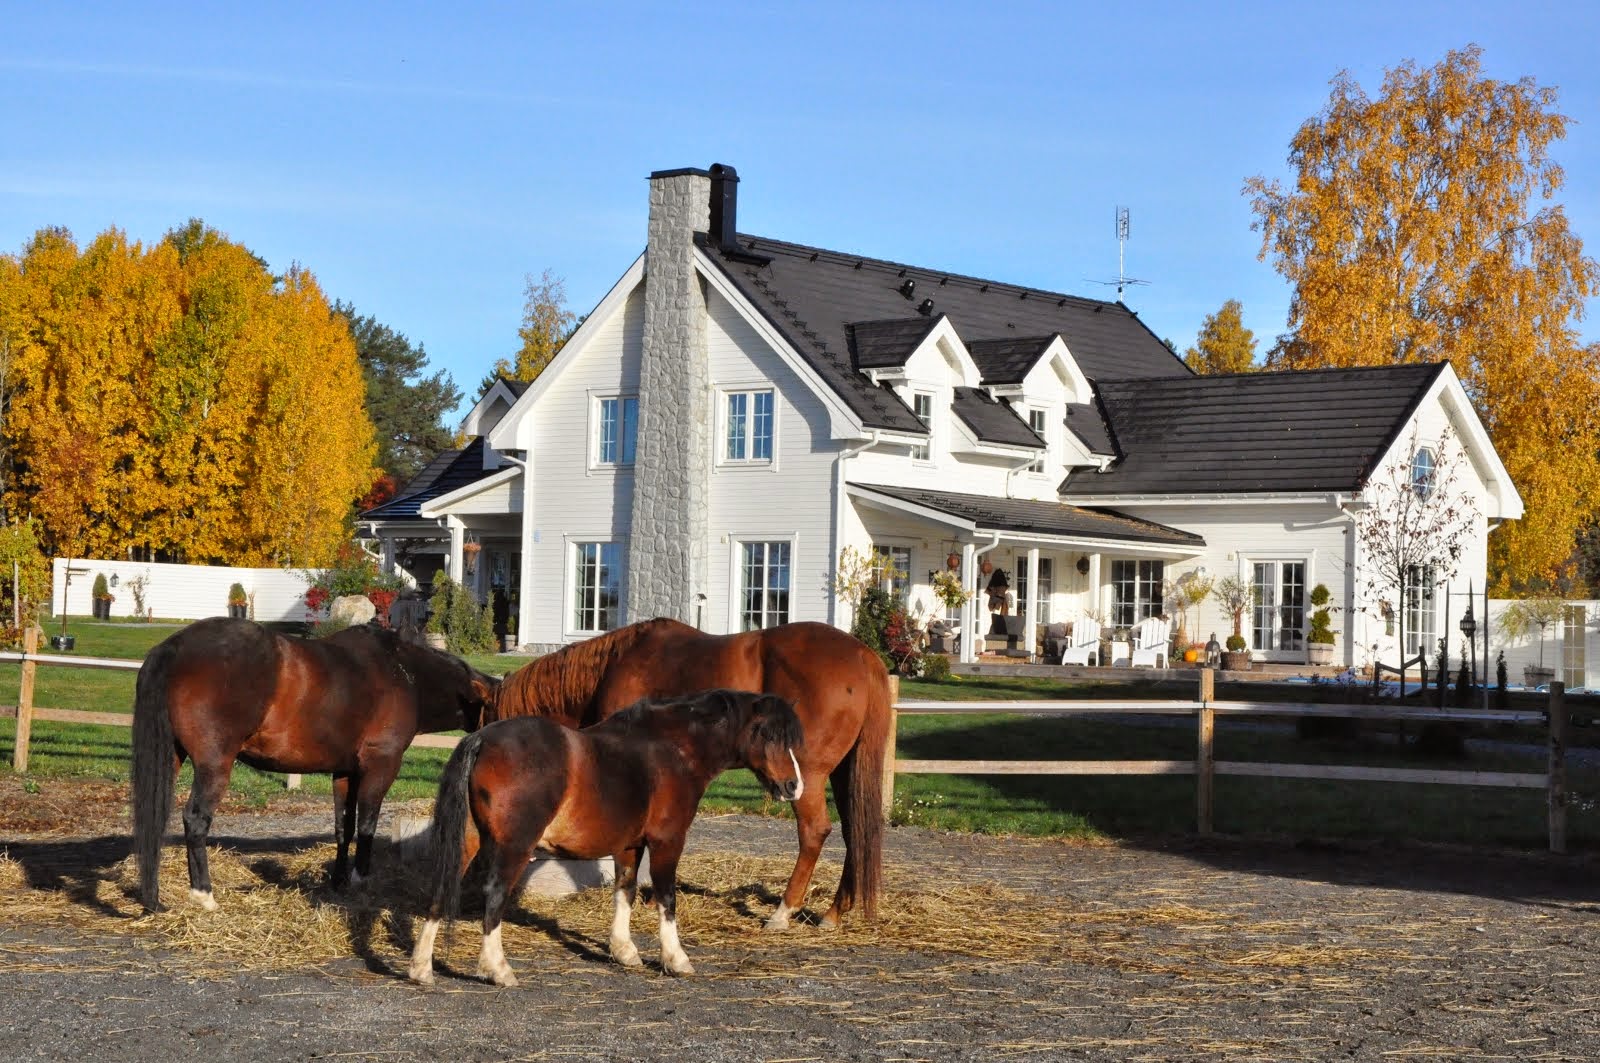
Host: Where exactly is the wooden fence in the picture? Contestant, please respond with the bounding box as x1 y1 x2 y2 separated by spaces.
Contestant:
0 633 1578 852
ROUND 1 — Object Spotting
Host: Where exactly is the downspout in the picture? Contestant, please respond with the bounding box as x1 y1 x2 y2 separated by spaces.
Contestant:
498 452 534 649
960 531 1003 663
1004 453 1040 498
831 433 881 629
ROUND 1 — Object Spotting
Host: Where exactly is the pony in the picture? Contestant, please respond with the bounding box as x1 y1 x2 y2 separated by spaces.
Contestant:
408 689 804 986
492 618 891 928
131 618 499 913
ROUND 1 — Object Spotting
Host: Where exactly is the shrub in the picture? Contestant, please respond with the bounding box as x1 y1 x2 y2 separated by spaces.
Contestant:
921 653 952 681
1306 583 1335 644
1225 633 1247 652
851 587 894 655
228 582 247 606
0 520 50 629
93 573 111 600
883 606 925 677
312 615 354 639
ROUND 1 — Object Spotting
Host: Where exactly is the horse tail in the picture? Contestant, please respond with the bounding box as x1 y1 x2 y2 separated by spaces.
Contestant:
844 652 891 920
131 639 179 912
426 728 487 923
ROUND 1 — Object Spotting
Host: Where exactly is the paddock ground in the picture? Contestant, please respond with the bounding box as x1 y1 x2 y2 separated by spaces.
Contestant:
0 777 1596 1062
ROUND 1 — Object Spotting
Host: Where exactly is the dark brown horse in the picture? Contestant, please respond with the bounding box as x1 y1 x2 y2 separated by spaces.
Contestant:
493 618 890 927
131 618 498 912
408 689 804 986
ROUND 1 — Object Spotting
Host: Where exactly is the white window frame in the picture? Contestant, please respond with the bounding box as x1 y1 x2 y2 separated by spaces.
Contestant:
909 390 934 463
719 386 777 467
729 536 797 631
589 393 638 471
1110 559 1165 629
872 543 913 607
567 538 624 637
1412 447 1436 499
1026 407 1049 473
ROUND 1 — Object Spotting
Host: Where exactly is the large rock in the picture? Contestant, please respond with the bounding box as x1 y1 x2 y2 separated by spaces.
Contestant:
329 594 377 626
389 816 620 897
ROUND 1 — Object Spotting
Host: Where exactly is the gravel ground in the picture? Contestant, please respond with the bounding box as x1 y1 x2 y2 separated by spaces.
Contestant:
1 780 1597 1062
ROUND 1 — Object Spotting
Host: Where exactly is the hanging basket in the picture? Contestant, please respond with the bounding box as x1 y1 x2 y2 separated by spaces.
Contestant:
463 541 482 558
946 552 960 570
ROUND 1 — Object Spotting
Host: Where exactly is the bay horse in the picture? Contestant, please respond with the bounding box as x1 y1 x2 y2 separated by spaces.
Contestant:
131 618 499 913
408 689 804 986
492 618 890 928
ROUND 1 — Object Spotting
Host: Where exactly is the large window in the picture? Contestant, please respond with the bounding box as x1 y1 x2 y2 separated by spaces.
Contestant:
874 545 911 606
596 396 638 466
1251 560 1306 653
910 391 933 461
724 389 774 463
572 542 622 633
1110 560 1164 628
1404 564 1436 656
1027 408 1048 472
1015 558 1054 623
740 541 791 630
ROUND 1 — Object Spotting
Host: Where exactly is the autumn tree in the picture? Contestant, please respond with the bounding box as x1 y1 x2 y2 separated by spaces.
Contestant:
1245 46 1600 592
1183 299 1257 374
334 301 462 485
490 269 577 384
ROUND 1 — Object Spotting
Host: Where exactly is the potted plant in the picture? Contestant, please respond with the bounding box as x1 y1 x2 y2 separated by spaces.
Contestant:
1501 594 1565 688
1306 583 1336 665
227 582 248 620
931 569 971 613
501 614 518 653
92 573 114 621
425 573 452 650
1216 575 1254 671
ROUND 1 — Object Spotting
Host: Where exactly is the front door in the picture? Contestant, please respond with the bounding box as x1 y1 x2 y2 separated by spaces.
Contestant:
1251 560 1307 660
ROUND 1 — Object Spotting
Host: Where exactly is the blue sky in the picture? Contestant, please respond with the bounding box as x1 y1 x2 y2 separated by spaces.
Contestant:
4 2 1597 421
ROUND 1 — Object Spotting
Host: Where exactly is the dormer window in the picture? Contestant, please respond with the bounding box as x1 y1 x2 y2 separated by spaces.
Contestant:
910 391 933 461
1027 408 1048 473
1411 447 1435 499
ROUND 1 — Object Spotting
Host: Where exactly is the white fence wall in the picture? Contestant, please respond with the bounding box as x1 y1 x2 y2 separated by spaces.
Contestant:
1486 598 1598 692
50 559 313 623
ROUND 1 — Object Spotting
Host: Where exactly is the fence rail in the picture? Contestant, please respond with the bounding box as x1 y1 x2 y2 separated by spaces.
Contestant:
1 633 1577 851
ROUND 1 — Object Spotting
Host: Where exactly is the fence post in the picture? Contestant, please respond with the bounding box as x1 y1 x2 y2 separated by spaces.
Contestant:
882 674 899 825
12 624 39 773
285 773 303 791
1196 668 1214 835
1548 681 1567 855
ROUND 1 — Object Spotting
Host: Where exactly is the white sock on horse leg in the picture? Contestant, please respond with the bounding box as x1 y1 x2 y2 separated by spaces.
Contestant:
188 888 219 912
659 910 694 975
765 901 794 930
476 924 517 987
408 918 440 984
610 886 642 966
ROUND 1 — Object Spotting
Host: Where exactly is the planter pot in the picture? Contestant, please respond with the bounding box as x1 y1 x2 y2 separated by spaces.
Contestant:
228 604 248 619
50 634 76 652
92 599 110 620
1307 641 1335 666
1221 650 1251 672
501 635 518 653
1524 666 1556 689
425 632 448 651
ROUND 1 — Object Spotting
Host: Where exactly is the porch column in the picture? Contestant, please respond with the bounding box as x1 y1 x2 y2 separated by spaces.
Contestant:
516 469 535 648
1088 553 1103 620
379 536 395 576
959 541 978 663
447 517 465 585
1025 547 1040 658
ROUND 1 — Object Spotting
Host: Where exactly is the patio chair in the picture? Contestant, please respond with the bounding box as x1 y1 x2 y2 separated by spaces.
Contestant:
1129 616 1172 669
1058 618 1101 666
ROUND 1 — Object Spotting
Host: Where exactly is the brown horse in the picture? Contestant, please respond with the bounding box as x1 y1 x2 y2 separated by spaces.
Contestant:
409 689 804 986
493 618 890 927
131 618 498 912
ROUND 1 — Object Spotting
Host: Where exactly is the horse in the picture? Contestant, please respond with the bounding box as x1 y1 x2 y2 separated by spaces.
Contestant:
492 618 891 928
131 618 499 913
408 689 804 986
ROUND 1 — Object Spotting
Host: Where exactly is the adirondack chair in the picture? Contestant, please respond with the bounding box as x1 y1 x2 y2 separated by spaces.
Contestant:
1129 616 1172 669
1058 618 1101 666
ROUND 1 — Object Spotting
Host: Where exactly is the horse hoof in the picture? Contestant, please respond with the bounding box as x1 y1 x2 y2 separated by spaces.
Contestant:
664 959 695 977
611 946 644 968
188 889 219 912
408 965 434 987
492 970 519 988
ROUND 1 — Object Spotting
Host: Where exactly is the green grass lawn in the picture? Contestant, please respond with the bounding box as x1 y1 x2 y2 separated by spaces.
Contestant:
2 630 1594 851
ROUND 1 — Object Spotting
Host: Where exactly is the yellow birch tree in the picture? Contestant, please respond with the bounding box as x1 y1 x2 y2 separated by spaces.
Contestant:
1244 46 1600 591
1183 299 1258 374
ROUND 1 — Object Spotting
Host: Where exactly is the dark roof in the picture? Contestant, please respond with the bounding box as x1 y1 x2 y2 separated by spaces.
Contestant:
967 336 1057 385
847 316 942 370
500 377 530 397
698 232 1192 433
361 437 499 520
1062 363 1446 497
952 388 1043 449
1064 401 1118 457
853 484 1204 547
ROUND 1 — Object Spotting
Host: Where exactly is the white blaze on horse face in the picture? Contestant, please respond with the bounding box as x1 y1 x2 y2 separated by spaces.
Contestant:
788 748 804 801
610 886 642 967
409 918 441 984
658 910 694 976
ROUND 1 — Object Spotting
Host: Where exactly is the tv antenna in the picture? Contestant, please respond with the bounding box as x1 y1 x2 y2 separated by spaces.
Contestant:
1086 206 1150 300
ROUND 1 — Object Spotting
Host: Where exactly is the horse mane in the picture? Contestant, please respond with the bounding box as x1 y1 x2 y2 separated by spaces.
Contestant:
496 618 688 725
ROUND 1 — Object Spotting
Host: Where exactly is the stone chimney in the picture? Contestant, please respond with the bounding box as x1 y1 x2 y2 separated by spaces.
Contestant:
627 167 714 623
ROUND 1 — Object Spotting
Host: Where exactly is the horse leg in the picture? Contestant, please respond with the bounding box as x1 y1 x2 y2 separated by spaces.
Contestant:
822 758 858 926
330 773 356 888
609 847 644 968
767 779 831 931
644 839 693 975
351 758 403 884
181 755 235 912
477 843 533 987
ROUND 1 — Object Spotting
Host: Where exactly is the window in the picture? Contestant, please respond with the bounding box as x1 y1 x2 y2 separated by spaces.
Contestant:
910 391 933 461
724 389 774 462
1251 560 1306 652
740 541 791 630
1403 564 1436 656
1110 559 1165 628
1015 558 1054 622
874 545 911 606
1411 448 1435 499
572 542 622 632
597 396 638 466
1027 408 1048 472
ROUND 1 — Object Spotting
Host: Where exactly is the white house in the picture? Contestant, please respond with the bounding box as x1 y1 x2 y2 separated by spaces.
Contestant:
361 163 1523 671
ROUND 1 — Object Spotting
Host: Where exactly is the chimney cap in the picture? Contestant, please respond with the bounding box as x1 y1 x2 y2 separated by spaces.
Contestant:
709 162 739 182
649 166 713 180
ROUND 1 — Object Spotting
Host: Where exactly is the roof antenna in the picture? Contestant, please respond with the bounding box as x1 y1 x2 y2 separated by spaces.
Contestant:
1086 207 1150 301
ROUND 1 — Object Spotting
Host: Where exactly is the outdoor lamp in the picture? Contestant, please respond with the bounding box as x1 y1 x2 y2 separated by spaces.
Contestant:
1459 606 1477 641
1205 633 1222 668
109 574 119 588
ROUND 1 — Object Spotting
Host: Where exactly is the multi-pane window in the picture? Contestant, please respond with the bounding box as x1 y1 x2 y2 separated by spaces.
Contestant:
1110 559 1165 628
1015 558 1054 623
572 542 622 632
910 392 933 461
725 389 775 462
741 541 791 630
1411 448 1435 499
1027 408 1048 472
874 545 911 606
1403 563 1437 656
1252 561 1306 652
597 396 638 466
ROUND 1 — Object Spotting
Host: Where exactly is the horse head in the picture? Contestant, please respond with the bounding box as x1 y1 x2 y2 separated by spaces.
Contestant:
735 692 805 803
399 635 500 732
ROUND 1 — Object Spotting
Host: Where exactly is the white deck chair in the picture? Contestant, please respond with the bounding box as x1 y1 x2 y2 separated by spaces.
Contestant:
1058 618 1101 666
1129 616 1172 669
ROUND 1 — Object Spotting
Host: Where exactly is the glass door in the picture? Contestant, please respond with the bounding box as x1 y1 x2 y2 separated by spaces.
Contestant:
1250 561 1307 660
1563 604 1587 691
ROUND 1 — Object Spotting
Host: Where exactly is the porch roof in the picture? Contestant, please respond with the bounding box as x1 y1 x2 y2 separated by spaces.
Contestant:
849 483 1205 548
360 436 497 521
